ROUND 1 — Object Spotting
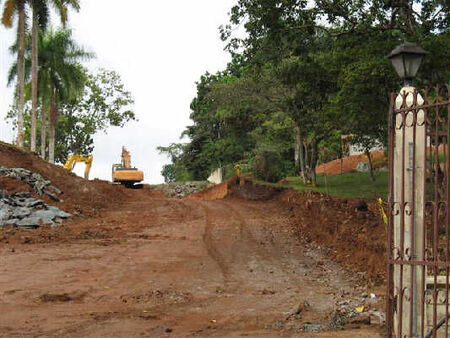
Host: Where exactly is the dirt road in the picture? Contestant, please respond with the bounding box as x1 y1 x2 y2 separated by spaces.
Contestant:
0 194 383 337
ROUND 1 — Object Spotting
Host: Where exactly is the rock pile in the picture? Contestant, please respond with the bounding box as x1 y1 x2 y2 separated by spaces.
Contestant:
0 166 62 201
152 182 213 198
0 190 71 228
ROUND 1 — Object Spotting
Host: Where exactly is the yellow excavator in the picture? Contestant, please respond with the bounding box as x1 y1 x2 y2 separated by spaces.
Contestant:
112 146 144 188
64 154 93 179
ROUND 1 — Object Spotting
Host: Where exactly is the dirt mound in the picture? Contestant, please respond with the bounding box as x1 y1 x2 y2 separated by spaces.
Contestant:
0 177 35 195
0 142 127 215
188 176 283 201
277 190 386 285
187 181 229 200
228 177 283 200
316 150 385 175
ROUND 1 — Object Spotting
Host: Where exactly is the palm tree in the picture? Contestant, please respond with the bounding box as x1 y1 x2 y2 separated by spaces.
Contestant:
29 0 80 153
1 0 27 148
40 28 92 163
9 28 93 162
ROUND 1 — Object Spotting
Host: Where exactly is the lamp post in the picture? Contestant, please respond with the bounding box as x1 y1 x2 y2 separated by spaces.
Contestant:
388 41 428 337
387 41 428 86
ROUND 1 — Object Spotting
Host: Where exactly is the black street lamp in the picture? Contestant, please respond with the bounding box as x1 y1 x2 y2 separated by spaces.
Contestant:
387 41 428 86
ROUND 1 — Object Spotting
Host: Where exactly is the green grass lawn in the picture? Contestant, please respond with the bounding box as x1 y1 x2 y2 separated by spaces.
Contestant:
259 171 388 200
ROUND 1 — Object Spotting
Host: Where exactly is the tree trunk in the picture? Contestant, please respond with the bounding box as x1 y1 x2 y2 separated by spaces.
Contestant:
298 134 307 182
41 106 47 159
49 90 57 163
16 1 26 148
301 138 318 185
365 149 376 182
310 139 318 185
304 140 310 182
294 125 301 174
30 7 39 152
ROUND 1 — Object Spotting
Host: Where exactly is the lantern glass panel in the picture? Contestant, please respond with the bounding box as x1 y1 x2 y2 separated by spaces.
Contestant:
403 54 423 80
390 54 406 79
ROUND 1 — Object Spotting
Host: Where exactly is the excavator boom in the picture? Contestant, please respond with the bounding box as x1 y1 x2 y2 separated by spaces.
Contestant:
64 155 93 180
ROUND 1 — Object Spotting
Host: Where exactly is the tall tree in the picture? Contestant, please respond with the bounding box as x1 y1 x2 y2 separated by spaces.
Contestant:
9 28 93 162
42 28 92 163
1 0 27 148
29 0 80 153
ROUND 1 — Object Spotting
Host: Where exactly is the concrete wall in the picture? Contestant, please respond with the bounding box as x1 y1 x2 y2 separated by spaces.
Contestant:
207 168 223 185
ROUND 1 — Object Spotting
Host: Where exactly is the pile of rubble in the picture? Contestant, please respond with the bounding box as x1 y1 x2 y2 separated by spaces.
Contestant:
0 190 71 228
0 166 71 228
0 166 62 201
151 182 213 198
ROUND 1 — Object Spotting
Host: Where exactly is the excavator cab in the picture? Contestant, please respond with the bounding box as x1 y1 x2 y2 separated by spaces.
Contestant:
111 147 144 188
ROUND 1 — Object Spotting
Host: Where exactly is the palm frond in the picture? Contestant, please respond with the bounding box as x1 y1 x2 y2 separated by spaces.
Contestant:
7 61 17 86
2 0 16 27
32 27 92 106
65 0 80 11
50 0 80 25
31 0 50 30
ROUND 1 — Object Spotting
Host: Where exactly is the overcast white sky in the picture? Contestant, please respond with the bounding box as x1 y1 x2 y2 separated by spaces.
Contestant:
0 0 238 183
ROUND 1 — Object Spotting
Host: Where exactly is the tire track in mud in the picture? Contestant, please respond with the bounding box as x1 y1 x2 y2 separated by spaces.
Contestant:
199 199 352 318
199 200 284 289
219 200 311 284
222 200 362 314
200 201 232 287
199 199 305 292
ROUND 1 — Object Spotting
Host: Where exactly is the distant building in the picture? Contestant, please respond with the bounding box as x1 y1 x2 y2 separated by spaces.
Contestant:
341 134 384 156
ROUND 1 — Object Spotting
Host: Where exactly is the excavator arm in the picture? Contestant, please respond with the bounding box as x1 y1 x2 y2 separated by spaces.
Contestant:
64 155 93 180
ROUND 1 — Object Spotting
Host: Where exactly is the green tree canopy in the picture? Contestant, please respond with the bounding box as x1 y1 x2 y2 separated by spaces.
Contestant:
7 68 136 163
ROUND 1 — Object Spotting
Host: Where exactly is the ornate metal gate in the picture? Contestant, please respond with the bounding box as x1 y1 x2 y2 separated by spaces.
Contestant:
387 85 449 338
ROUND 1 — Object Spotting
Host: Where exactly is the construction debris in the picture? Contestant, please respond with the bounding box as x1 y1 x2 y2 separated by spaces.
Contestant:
152 182 213 198
0 190 71 228
0 166 62 201
0 166 70 228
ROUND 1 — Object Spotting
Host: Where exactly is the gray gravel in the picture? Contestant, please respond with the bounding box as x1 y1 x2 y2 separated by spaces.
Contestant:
0 164 73 230
151 181 213 198
0 166 62 201
0 190 71 228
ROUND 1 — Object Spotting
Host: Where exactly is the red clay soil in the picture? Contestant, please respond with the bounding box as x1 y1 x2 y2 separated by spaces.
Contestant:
277 189 386 286
0 190 384 337
187 181 229 200
0 142 133 215
188 177 283 201
189 178 385 285
316 150 385 175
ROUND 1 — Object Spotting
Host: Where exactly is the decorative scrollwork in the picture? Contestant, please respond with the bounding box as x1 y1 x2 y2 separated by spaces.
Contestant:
391 202 401 216
395 112 405 129
405 111 415 127
392 247 401 260
416 109 426 126
404 202 412 216
404 247 411 261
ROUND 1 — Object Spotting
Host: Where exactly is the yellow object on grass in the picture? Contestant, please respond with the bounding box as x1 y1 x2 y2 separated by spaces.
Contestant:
355 306 365 313
378 198 388 225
